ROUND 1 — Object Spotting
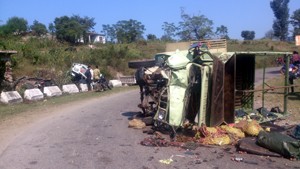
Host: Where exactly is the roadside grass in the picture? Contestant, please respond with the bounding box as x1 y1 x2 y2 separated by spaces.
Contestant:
0 86 138 120
254 76 300 122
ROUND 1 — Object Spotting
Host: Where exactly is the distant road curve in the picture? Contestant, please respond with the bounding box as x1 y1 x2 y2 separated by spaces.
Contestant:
255 66 281 86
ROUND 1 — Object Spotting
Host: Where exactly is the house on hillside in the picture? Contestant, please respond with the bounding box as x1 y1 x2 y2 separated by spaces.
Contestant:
77 32 106 44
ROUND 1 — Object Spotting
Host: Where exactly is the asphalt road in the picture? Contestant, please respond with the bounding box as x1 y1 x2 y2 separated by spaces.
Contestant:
0 67 299 169
255 66 282 86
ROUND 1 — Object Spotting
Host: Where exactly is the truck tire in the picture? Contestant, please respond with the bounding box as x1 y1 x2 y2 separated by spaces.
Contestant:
128 60 156 69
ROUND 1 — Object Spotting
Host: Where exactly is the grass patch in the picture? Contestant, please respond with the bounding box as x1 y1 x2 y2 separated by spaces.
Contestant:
0 86 138 120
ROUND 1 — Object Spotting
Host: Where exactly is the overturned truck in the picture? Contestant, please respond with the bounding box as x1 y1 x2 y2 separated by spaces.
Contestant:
128 39 291 131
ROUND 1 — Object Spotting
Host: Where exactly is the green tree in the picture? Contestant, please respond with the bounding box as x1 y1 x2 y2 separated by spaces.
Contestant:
0 17 28 35
48 23 55 39
290 9 300 38
102 24 116 42
0 25 8 36
146 34 157 41
54 15 95 44
264 29 275 39
72 15 96 43
270 0 290 41
161 22 178 41
30 20 47 36
215 25 229 39
178 9 214 40
241 30 255 40
113 19 145 43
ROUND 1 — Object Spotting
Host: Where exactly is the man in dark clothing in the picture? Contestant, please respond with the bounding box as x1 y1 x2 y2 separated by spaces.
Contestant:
292 51 300 66
85 65 92 91
281 64 299 93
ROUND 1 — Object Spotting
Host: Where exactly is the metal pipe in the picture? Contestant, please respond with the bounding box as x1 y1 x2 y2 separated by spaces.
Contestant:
262 55 266 108
284 54 290 114
236 84 300 93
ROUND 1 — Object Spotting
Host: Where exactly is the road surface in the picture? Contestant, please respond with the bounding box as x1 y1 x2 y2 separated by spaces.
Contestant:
255 66 282 86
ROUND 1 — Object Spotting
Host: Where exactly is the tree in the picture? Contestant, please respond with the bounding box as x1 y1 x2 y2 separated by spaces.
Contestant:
270 0 290 41
264 29 275 39
48 23 55 39
177 9 214 40
0 25 9 36
0 16 28 35
102 24 116 42
241 30 255 40
146 34 157 41
72 15 96 43
290 9 300 38
215 25 229 39
101 20 145 43
54 15 95 44
113 19 145 43
30 20 47 36
161 22 178 41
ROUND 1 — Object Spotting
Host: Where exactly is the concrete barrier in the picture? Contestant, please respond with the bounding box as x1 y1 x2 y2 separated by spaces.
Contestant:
43 86 62 97
62 84 79 94
119 76 136 85
0 91 23 104
79 83 88 92
24 88 44 101
109 80 122 87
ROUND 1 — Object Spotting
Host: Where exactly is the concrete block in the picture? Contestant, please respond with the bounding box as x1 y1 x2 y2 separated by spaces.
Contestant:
109 80 122 87
24 88 44 101
79 83 88 92
62 84 79 94
43 86 62 97
0 91 23 104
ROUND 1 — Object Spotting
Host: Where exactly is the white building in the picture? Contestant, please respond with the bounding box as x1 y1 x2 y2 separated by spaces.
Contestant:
78 32 106 44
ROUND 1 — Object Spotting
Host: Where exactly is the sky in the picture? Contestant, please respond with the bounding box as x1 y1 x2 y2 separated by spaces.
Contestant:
0 0 300 40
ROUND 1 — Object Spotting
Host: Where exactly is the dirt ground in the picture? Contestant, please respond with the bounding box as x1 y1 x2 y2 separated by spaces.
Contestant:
254 76 300 126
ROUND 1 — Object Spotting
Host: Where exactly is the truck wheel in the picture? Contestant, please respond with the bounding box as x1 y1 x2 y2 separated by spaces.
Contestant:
128 60 156 69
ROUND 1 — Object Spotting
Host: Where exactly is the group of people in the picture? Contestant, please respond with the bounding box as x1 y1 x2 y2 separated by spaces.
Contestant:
84 65 101 91
280 51 300 93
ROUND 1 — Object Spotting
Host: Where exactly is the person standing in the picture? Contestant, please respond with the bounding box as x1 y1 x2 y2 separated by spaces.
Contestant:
90 66 94 90
292 51 300 66
281 63 299 93
93 65 101 81
84 65 92 91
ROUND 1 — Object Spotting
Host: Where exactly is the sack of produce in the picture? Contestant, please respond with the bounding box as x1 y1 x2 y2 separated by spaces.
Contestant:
220 125 245 139
201 134 231 146
244 120 263 136
128 119 146 129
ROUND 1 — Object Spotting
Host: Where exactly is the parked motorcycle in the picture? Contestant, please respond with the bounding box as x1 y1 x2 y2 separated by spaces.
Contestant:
93 74 112 92
12 76 56 93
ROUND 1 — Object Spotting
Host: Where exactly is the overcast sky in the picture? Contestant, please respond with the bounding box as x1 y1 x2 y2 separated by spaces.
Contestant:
1 0 299 39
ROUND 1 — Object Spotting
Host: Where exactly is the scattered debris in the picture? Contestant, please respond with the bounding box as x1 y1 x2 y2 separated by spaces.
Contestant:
159 155 174 165
237 137 282 157
291 125 300 139
231 157 243 162
257 131 300 160
140 135 169 147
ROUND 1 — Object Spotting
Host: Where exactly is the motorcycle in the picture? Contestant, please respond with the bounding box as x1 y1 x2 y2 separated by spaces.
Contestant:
93 74 112 92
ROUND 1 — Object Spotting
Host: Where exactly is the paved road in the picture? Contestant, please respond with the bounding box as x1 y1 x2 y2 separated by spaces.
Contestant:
0 68 299 169
255 66 281 86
